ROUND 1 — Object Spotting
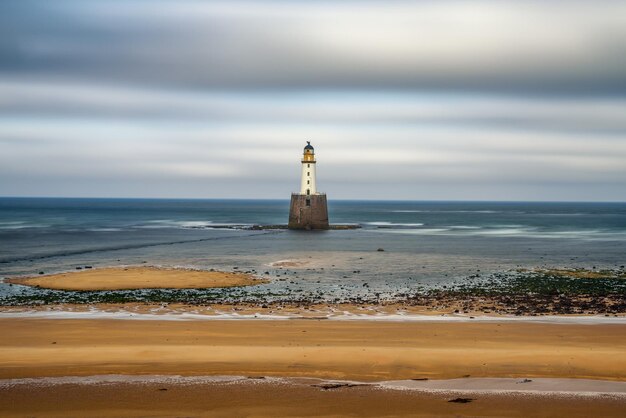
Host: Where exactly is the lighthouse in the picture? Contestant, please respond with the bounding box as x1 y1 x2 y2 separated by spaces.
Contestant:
288 142 329 230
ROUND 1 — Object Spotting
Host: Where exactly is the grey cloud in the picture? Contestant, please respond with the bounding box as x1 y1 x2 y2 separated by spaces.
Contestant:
1 0 625 201
2 114 625 185
1 0 626 94
2 80 626 135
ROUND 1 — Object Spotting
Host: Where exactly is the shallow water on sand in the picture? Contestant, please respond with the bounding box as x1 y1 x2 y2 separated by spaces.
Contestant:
1 198 625 301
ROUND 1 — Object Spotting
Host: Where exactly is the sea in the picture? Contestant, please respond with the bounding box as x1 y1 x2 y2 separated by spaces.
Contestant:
1 198 625 302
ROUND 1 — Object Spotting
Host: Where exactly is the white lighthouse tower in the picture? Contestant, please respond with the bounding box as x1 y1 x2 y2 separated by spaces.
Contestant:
300 141 317 195
288 141 329 230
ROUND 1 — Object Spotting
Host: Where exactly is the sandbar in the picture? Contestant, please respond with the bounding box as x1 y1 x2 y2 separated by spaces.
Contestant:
5 267 268 291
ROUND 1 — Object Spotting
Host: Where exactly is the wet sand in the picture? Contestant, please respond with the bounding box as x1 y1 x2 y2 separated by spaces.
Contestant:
5 267 267 290
2 301 624 322
1 318 625 381
1 376 625 418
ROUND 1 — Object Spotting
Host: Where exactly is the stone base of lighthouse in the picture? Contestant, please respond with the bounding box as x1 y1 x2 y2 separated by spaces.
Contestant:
288 194 329 230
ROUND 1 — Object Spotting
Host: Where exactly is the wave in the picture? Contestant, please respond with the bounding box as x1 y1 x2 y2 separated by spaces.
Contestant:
366 221 425 227
381 228 451 235
448 225 482 229
0 230 282 264
136 220 252 230
0 221 50 230
376 226 626 240
390 210 499 214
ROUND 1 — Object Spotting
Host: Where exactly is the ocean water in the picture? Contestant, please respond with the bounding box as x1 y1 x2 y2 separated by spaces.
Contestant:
1 198 625 301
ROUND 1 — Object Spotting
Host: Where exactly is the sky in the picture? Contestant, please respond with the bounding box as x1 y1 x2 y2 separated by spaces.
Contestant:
1 0 625 201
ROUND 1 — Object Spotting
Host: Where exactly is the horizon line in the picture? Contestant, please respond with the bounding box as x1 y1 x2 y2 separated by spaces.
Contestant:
1 196 625 204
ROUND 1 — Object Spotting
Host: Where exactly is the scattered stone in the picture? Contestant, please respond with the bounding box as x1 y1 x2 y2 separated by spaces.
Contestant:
448 398 475 404
313 383 367 390
158 388 168 391
517 379 533 384
411 378 429 381
377 248 385 252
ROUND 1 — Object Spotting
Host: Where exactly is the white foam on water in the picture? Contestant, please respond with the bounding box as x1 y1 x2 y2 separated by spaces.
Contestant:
376 228 451 235
0 309 294 321
390 210 499 214
1 308 624 324
448 225 482 229
135 219 251 229
366 221 425 227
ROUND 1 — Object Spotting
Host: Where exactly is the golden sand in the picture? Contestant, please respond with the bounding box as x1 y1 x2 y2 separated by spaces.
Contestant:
0 318 625 381
5 267 268 290
1 378 625 418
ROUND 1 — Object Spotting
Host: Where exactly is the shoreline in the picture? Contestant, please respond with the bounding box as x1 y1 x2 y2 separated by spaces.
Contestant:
2 265 624 316
1 302 624 323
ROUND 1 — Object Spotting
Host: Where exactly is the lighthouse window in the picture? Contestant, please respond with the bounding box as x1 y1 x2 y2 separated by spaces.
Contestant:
306 189 310 195
306 199 311 206
307 180 310 184
307 172 310 176
307 164 310 168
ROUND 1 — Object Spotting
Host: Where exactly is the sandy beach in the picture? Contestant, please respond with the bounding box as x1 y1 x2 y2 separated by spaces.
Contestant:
5 267 267 290
2 376 626 418
1 318 625 381
2 266 625 416
0 317 625 417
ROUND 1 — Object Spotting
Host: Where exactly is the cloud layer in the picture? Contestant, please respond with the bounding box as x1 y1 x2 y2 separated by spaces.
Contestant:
0 0 625 200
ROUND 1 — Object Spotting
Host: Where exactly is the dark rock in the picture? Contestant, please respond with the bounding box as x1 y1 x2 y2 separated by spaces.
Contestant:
313 383 367 390
377 248 385 252
448 398 475 403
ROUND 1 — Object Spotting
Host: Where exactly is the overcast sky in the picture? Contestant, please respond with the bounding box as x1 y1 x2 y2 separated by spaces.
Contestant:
1 0 625 201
